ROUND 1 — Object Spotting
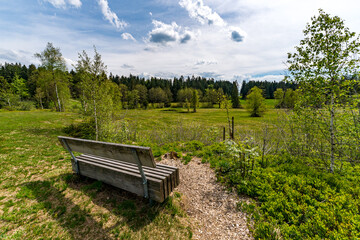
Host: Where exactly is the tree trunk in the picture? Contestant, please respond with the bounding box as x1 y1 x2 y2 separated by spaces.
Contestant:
40 97 43 109
330 94 335 173
94 98 98 141
54 82 62 112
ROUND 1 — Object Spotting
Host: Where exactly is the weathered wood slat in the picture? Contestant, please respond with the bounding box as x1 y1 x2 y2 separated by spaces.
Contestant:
78 154 173 197
75 159 164 202
151 165 176 190
77 155 180 196
76 155 169 199
59 136 179 202
157 164 180 188
58 136 156 168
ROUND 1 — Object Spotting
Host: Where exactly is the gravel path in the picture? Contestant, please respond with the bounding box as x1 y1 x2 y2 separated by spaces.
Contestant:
160 156 253 240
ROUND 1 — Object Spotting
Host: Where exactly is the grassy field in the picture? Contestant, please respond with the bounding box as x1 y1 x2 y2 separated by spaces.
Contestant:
0 110 192 239
117 100 282 146
0 101 281 239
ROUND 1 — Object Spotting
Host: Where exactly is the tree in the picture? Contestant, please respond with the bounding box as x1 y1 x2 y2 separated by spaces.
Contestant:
177 88 193 103
134 84 148 108
35 42 69 112
204 88 218 106
231 81 241 108
127 90 140 109
148 87 167 106
287 9 360 172
216 88 224 108
0 76 18 107
274 88 285 108
11 74 29 100
283 89 298 109
220 95 233 139
191 89 199 112
75 47 110 141
246 86 266 117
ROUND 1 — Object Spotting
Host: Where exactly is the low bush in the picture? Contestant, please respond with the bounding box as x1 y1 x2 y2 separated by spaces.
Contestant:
63 119 95 139
203 145 360 239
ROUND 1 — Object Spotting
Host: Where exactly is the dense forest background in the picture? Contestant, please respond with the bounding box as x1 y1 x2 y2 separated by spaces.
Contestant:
0 61 297 110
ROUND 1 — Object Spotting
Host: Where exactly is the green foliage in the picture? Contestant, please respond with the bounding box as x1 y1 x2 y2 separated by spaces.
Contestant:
246 86 266 117
134 84 148 108
274 88 285 108
182 155 192 165
149 87 167 105
11 74 29 100
283 89 298 109
63 119 96 139
191 89 199 112
274 88 299 109
0 111 193 239
35 42 70 112
198 141 360 239
204 87 218 106
287 9 360 173
238 157 360 239
231 81 241 108
177 88 193 105
75 47 115 141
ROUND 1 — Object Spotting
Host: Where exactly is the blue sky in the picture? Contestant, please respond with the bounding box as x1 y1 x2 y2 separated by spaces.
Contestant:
1 0 360 81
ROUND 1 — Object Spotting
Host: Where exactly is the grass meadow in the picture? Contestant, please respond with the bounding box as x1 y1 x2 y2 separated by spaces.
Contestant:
118 100 282 146
2 101 359 239
0 110 195 239
0 102 279 239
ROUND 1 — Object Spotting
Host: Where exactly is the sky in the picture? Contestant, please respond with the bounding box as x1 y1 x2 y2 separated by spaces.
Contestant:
1 0 360 82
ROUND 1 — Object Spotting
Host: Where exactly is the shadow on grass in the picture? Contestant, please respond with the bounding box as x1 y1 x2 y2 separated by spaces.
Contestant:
21 175 167 239
177 111 196 114
20 180 112 240
26 127 63 138
61 173 164 231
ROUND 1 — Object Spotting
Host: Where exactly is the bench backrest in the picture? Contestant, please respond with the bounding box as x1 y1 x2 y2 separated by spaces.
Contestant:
58 136 156 168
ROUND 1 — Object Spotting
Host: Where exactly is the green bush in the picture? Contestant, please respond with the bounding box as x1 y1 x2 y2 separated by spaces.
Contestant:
18 101 35 111
63 119 95 139
198 142 360 239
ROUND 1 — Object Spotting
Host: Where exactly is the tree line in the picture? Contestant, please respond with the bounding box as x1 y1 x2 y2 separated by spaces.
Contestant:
0 48 274 111
240 80 298 99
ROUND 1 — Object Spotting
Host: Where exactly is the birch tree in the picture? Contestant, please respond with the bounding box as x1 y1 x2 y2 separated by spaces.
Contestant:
75 47 110 141
35 42 69 112
287 9 360 172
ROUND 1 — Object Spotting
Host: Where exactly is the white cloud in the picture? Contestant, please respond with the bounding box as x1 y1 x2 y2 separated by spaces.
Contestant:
195 60 217 65
43 0 81 8
121 33 136 42
43 0 66 8
63 57 76 68
252 74 285 82
179 0 246 43
147 20 195 45
179 0 226 26
68 0 81 8
121 64 135 69
97 0 127 30
0 49 33 65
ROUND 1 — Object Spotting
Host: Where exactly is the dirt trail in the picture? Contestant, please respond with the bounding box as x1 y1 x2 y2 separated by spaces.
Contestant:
160 156 253 240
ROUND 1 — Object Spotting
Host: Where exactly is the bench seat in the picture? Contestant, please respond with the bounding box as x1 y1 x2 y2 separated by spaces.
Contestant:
58 136 179 203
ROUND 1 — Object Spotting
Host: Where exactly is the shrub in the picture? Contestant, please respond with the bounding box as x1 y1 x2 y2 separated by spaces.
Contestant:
18 101 35 111
63 119 95 139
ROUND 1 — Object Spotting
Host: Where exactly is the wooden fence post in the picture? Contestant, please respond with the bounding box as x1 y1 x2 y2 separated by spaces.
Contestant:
223 127 226 141
231 116 234 140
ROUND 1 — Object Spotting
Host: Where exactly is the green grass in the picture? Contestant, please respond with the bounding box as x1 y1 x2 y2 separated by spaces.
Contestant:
116 100 282 145
0 110 192 239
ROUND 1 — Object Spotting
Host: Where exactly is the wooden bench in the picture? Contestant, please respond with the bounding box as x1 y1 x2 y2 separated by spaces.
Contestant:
58 136 179 203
